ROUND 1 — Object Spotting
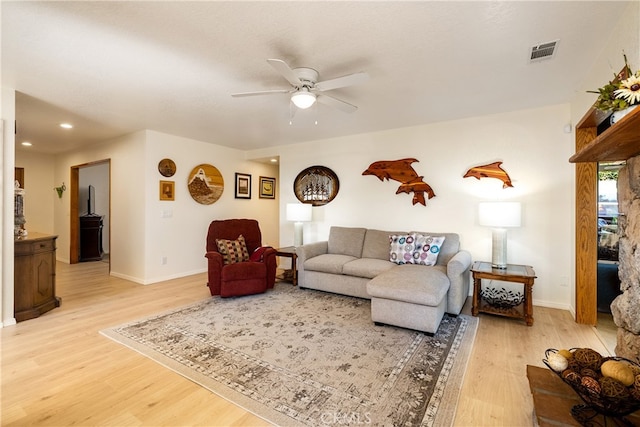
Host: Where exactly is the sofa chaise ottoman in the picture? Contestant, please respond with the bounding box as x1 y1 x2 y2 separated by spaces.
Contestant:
296 226 472 334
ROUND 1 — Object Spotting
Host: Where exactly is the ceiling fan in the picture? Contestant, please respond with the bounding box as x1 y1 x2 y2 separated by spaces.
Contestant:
232 59 369 113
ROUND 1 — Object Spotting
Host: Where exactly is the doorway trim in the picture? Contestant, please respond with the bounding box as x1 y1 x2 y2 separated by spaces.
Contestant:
70 159 111 264
574 123 598 325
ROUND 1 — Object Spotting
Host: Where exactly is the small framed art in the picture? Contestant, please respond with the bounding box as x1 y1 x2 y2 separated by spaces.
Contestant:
160 180 175 201
235 173 251 199
259 176 276 199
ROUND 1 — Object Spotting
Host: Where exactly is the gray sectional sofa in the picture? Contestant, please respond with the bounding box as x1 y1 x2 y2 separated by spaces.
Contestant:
295 226 472 334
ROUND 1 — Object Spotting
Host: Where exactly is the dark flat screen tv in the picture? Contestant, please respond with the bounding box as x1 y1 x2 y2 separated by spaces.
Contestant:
87 185 95 215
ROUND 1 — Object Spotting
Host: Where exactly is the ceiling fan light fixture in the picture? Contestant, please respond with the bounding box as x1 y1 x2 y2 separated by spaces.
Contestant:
291 89 316 109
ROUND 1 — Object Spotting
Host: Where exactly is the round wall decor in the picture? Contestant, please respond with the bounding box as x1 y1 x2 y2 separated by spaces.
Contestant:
187 164 224 205
293 165 339 206
158 158 177 177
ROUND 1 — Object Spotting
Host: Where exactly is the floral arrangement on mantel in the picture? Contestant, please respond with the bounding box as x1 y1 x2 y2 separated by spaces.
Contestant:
589 54 640 112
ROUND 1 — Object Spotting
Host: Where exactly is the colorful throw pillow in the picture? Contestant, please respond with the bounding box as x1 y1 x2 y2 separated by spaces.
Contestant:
216 235 250 265
412 235 446 266
389 234 416 265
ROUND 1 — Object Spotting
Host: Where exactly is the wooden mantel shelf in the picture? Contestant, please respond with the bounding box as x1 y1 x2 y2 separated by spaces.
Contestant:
570 105 640 163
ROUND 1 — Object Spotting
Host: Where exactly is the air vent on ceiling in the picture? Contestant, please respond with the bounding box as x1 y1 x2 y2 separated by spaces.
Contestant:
530 40 559 63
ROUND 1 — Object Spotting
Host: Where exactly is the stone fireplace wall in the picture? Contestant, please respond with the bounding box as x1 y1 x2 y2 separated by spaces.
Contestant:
611 154 640 362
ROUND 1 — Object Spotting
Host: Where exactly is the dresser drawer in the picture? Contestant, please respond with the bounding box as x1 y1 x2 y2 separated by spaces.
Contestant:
15 237 56 255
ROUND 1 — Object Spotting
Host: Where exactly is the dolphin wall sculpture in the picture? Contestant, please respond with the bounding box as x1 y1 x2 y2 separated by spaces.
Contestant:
362 158 435 206
463 161 513 188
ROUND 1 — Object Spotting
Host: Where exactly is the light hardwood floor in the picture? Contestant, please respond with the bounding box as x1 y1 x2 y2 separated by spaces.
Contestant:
2 261 612 426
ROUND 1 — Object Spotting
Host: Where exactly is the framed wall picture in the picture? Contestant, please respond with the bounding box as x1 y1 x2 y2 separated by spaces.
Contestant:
293 165 340 206
160 180 175 201
158 158 176 177
259 176 276 199
235 173 251 199
187 163 224 205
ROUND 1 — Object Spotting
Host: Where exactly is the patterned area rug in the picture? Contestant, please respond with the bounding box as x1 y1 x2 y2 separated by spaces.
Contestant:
101 284 477 426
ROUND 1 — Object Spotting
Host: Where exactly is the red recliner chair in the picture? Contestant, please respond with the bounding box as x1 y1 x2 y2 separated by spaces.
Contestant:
205 219 277 297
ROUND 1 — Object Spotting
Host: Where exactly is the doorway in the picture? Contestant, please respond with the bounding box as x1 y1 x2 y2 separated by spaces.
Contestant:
70 160 110 266
596 161 623 353
597 162 622 313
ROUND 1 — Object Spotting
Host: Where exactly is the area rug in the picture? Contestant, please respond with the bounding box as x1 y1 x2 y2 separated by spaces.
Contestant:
101 284 477 426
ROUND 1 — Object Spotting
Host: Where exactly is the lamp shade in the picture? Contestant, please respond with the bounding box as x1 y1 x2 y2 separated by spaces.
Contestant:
291 89 316 109
478 202 521 228
286 203 312 222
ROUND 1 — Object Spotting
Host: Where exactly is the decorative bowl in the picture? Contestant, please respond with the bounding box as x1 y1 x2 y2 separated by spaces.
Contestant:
543 348 640 417
480 286 524 308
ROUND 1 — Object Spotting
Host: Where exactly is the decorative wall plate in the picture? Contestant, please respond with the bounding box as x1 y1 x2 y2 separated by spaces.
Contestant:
187 164 224 205
294 166 339 206
158 158 177 177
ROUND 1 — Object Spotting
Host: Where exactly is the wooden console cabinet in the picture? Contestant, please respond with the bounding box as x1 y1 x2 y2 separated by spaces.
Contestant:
14 233 60 322
80 215 104 261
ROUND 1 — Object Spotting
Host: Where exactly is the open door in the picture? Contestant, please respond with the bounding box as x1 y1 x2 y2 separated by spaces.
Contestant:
70 160 110 266
597 162 622 313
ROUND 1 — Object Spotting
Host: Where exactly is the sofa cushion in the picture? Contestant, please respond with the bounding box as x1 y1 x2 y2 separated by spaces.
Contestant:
367 264 449 306
328 226 367 258
304 253 357 275
389 234 416 265
343 258 395 279
362 229 401 260
412 234 446 266
216 235 250 265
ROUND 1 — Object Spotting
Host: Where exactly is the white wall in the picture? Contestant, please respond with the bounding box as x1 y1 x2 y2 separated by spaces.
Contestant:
54 131 146 282
571 1 640 124
15 150 55 234
2 88 17 326
141 130 279 284
31 128 280 285
276 104 574 310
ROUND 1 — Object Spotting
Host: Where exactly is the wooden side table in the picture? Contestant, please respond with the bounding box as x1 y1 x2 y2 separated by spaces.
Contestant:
275 246 298 286
471 261 537 326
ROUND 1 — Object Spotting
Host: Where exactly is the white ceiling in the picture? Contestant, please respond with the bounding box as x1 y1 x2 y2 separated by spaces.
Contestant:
2 1 631 155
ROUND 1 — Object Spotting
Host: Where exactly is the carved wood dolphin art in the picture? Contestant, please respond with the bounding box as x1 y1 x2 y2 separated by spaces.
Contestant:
463 161 513 188
362 158 436 206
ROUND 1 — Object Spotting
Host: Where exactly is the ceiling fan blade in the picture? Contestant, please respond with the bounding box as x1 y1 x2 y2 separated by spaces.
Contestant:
231 89 291 97
267 59 302 86
315 72 369 92
316 94 358 113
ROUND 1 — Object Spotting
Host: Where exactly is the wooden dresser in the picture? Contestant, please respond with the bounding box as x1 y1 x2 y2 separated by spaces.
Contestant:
14 233 60 322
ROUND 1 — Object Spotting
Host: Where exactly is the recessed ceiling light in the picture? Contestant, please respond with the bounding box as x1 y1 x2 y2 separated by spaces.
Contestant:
60 123 73 129
270 158 278 163
21 141 32 146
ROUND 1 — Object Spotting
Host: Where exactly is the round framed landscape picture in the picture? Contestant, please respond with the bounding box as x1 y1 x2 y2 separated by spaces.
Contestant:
187 164 224 205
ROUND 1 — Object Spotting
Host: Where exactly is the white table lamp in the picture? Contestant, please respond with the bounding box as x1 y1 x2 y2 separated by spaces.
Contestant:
479 202 521 269
286 203 312 246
